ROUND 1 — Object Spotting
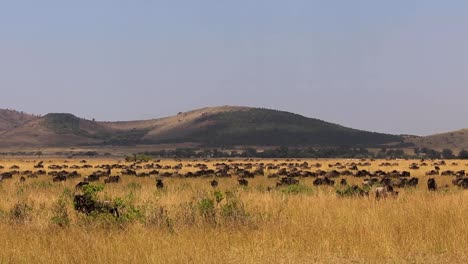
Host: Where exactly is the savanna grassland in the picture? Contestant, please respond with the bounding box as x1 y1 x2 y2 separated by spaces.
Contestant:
0 158 467 264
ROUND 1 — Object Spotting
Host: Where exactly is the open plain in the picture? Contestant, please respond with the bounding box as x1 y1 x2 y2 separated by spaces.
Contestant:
0 158 467 264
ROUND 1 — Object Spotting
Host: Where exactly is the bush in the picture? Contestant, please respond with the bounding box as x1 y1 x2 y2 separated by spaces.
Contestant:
51 193 70 227
10 200 33 223
194 191 252 227
113 192 144 223
197 198 216 223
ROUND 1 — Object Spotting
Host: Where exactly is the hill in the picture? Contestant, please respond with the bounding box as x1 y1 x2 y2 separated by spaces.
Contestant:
0 109 37 132
0 106 403 148
405 129 468 151
139 107 402 147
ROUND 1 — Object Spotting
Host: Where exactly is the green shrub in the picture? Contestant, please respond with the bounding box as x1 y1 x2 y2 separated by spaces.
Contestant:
51 193 70 227
198 198 216 222
113 192 144 223
280 185 314 195
82 184 105 199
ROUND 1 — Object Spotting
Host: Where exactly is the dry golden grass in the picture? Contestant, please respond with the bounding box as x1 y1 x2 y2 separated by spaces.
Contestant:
0 158 467 263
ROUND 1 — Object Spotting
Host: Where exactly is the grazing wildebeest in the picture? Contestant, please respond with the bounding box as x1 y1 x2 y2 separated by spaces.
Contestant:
276 177 299 187
52 175 66 182
340 179 348 186
85 174 100 182
426 170 439 176
156 179 164 189
427 178 438 191
407 177 419 187
19 176 26 183
28 173 38 178
375 185 399 200
313 178 323 186
210 179 218 188
1 172 13 179
313 177 334 186
121 169 137 175
453 177 468 189
34 161 44 169
238 178 249 187
380 177 391 186
104 176 120 184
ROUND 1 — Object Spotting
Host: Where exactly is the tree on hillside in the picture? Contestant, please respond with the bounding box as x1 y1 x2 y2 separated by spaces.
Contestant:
442 149 455 159
458 149 468 159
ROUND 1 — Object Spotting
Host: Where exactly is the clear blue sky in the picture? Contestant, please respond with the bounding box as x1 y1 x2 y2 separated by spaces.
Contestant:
1 0 467 136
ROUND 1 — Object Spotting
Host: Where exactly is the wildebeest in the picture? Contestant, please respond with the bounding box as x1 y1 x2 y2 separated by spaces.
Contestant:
379 177 391 187
340 178 348 186
34 161 44 169
156 179 164 189
427 178 438 191
238 178 249 187
453 177 468 189
0 172 13 179
104 176 120 184
276 177 299 187
375 185 399 200
19 176 26 183
85 174 100 182
407 177 419 187
210 179 218 188
313 177 334 186
53 175 66 182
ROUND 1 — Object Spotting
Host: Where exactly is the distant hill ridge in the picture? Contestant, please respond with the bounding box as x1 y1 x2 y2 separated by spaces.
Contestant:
0 105 447 148
0 109 37 132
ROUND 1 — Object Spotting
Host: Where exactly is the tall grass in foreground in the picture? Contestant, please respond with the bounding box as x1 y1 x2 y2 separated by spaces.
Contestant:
0 159 467 263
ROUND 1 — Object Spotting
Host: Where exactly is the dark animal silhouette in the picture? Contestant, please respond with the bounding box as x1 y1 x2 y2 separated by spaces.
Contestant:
211 179 218 188
104 176 120 184
427 178 438 191
238 178 249 187
340 179 347 186
156 179 164 189
53 175 66 182
276 177 299 187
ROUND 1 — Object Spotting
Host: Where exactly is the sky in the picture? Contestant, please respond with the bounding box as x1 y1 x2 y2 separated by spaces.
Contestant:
1 0 467 136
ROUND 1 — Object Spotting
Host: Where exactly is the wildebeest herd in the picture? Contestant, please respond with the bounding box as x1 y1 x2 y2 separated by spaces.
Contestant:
1 159 468 205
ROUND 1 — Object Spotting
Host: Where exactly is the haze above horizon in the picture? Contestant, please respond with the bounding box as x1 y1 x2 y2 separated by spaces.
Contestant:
1 0 467 136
